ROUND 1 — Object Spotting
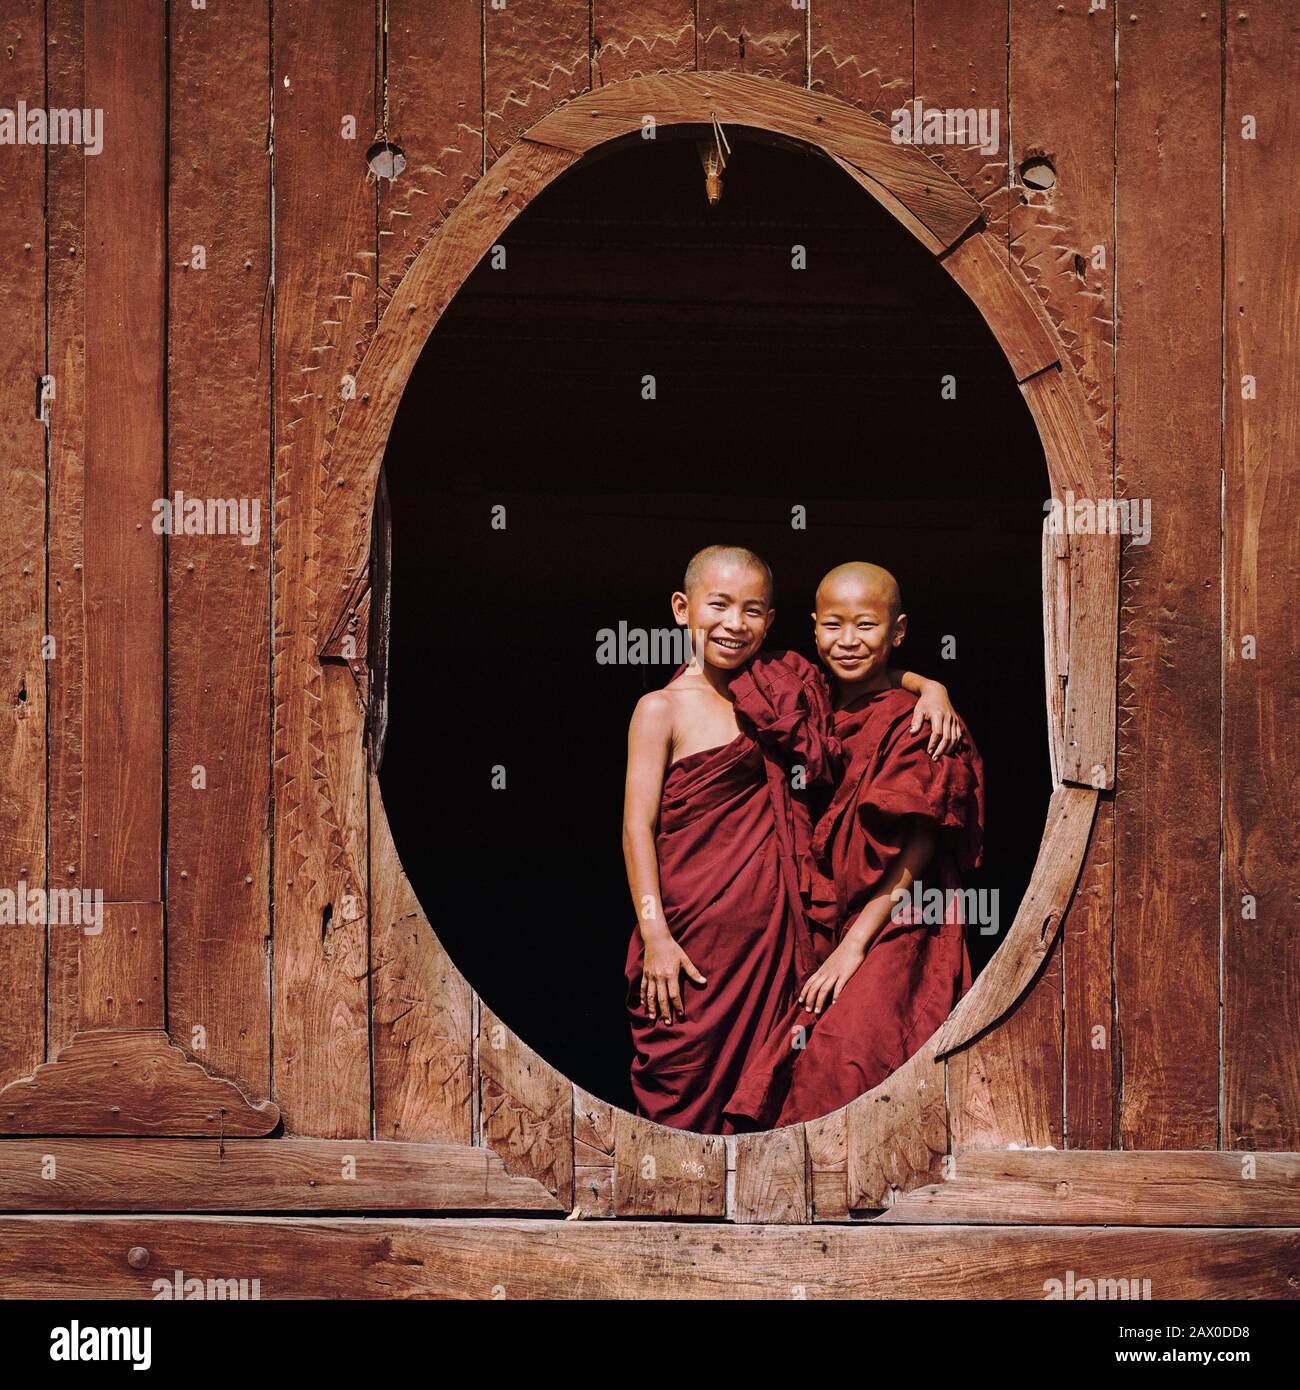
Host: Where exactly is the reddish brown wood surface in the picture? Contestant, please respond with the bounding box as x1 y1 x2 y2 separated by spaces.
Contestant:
166 0 273 1105
81 0 165 903
810 0 911 119
271 0 376 1137
377 0 482 301
0 1029 279 1136
370 776 473 1143
0 1138 560 1212
1114 3 1221 1150
593 0 695 85
2 1216 1292 1299
698 1 806 84
78 902 163 1031
485 0 591 162
1005 4 1117 1151
612 1110 726 1217
1223 3 1300 1150
44 0 89 1056
914 0 1011 248
0 0 47 1086
733 1126 809 1224
882 1150 1300 1227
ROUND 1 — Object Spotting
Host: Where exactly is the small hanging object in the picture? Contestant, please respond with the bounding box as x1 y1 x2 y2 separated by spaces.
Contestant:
697 112 731 206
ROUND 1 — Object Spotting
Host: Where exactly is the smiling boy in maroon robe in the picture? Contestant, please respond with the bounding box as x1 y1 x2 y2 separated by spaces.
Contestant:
623 548 964 1134
723 562 985 1130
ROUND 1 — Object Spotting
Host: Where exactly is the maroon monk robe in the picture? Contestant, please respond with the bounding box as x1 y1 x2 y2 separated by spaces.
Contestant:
723 685 984 1131
625 650 839 1135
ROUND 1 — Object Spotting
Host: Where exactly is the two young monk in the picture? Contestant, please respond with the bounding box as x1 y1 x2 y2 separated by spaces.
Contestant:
622 545 984 1134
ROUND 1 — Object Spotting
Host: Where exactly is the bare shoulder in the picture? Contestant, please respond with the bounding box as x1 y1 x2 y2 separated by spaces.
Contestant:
629 689 676 735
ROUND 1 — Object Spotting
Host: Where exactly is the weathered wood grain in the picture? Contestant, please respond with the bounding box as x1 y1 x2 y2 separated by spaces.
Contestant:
3 1217 1292 1299
521 74 981 250
166 0 273 1106
370 775 473 1143
0 1029 279 1136
1063 797 1117 1148
882 1150 1300 1227
846 1037 948 1210
1019 367 1118 788
593 0 695 85
810 0 911 120
1223 0 1300 1151
914 0 1011 247
81 0 165 903
941 229 1061 381
1007 5 1117 1153
485 0 590 162
1009 0 1115 451
698 0 805 84
44 0 89 1056
1114 2 1221 1150
271 0 376 1137
733 1126 809 1224
0 1137 560 1212
78 902 163 1032
934 787 1097 1056
479 1004 573 1205
377 0 482 301
612 1110 725 1217
0 0 47 1086
805 1106 848 1221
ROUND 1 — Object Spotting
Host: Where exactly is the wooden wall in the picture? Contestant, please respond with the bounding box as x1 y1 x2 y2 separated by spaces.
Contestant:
0 0 1295 1225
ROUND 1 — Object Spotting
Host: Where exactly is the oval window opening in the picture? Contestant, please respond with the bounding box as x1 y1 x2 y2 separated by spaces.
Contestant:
378 132 1051 1128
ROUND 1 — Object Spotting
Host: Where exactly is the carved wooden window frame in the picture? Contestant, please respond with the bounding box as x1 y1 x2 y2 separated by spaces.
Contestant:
316 72 1117 1212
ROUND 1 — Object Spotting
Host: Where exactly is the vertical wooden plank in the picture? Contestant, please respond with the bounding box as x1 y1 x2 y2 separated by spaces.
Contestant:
698 1 806 84
914 0 1011 248
611 1110 725 1217
915 0 1063 1150
167 0 272 1101
377 0 482 302
1223 3 1300 1150
272 0 377 1136
806 1107 848 1221
574 1086 615 1216
592 0 694 85
370 776 473 1143
479 1005 573 1205
79 903 163 1031
846 1039 948 1210
45 0 88 1054
1063 799 1116 1148
810 0 911 119
0 0 47 1082
1114 2 1221 1149
485 0 590 163
82 0 166 903
1007 0 1117 1150
733 1127 808 1224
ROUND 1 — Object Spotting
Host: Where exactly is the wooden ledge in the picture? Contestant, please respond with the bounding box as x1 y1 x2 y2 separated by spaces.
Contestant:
0 1030 280 1137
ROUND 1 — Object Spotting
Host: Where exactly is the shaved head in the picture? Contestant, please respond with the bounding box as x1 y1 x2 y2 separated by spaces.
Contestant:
683 545 773 604
815 562 902 621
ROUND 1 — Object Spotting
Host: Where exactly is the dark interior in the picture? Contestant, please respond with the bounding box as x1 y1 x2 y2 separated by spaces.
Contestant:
378 132 1052 1113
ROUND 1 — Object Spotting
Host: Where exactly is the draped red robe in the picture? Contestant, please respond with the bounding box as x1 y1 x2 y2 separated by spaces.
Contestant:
723 685 985 1130
624 651 839 1134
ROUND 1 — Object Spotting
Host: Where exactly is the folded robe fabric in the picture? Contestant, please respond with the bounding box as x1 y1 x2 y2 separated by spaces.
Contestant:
624 650 839 1135
722 684 985 1131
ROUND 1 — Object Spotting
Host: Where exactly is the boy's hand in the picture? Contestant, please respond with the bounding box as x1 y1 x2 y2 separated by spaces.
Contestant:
640 931 706 1024
911 682 964 760
797 937 867 1015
